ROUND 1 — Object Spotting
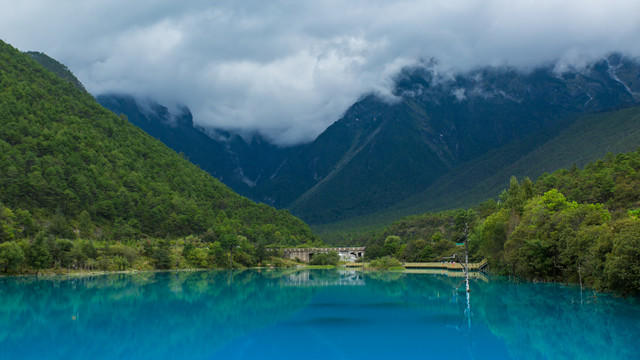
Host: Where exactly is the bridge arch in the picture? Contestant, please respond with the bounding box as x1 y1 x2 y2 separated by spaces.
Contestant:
280 247 365 263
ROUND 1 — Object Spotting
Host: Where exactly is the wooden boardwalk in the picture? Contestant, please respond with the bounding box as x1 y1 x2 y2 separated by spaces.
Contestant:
345 259 488 271
403 259 488 270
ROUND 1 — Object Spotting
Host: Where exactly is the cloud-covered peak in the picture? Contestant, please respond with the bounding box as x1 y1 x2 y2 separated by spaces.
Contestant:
3 0 640 145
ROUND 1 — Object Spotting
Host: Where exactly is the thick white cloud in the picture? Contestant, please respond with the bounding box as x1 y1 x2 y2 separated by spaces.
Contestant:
2 0 640 145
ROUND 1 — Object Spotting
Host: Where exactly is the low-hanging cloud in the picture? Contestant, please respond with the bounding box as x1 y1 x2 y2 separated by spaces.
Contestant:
3 0 640 145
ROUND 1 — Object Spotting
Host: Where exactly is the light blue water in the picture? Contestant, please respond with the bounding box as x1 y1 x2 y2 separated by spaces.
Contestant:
1 269 639 360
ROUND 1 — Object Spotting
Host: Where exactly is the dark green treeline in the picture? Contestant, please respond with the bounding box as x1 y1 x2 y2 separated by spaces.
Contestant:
340 149 640 295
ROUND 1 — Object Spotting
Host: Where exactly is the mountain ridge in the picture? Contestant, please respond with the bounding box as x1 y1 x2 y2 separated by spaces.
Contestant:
93 52 640 227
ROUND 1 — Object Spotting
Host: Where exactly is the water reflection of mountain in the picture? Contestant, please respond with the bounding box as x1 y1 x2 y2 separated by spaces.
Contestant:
0 270 315 360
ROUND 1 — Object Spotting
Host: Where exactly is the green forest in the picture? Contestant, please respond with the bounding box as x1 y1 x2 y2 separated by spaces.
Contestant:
0 40 320 274
333 149 640 295
2 37 640 296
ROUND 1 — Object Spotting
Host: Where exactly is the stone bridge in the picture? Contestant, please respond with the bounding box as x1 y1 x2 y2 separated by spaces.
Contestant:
281 247 365 262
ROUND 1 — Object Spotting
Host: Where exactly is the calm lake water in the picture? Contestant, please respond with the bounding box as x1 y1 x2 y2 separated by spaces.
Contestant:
1 269 639 360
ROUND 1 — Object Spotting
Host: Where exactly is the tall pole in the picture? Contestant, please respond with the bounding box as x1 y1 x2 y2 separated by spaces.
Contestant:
464 222 470 293
464 222 471 332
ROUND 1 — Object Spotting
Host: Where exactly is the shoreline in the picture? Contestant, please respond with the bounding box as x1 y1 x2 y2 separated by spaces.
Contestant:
0 267 625 298
0 268 210 279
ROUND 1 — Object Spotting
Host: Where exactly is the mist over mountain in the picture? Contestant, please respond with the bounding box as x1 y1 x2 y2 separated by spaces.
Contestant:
95 53 640 226
95 94 295 199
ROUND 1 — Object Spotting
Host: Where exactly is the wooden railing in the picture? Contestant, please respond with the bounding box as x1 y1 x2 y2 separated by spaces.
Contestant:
343 259 488 270
404 259 488 270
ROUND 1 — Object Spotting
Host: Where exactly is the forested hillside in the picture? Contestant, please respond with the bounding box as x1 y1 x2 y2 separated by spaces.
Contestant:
351 148 640 295
0 40 317 273
26 51 86 92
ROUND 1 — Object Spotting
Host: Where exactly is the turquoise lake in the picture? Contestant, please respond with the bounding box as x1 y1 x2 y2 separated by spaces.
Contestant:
1 269 639 359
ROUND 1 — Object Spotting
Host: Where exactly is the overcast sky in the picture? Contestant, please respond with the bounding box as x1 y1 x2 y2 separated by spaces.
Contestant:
2 0 640 145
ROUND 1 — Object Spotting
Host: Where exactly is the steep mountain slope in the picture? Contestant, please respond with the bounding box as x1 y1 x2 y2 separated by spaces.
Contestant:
265 55 640 224
96 94 247 192
0 40 315 243
403 106 640 213
96 94 294 198
26 51 86 92
259 96 456 222
317 105 640 234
